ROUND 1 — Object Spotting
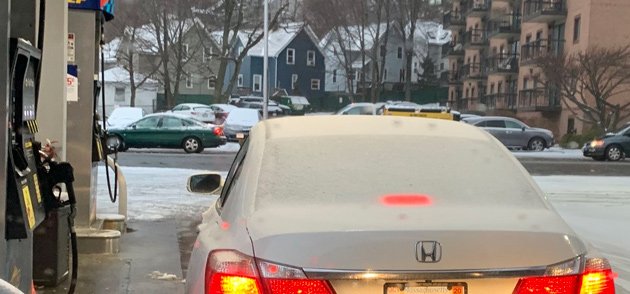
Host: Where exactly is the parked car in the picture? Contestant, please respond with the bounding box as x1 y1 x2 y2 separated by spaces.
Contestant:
107 113 226 153
271 95 311 115
583 125 630 161
171 103 215 123
209 104 238 124
184 116 615 294
335 103 378 115
236 96 291 114
239 101 286 117
106 107 146 129
463 116 554 151
223 108 261 142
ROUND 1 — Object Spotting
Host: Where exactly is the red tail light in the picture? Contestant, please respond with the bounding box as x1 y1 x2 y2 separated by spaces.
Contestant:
206 250 335 294
513 257 616 294
213 127 224 136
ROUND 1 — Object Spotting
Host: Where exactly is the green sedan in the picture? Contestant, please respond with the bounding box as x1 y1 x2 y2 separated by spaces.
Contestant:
107 113 226 153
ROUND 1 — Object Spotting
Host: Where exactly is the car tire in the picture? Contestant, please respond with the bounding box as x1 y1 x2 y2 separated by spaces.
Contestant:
527 137 546 152
605 144 624 161
183 137 203 153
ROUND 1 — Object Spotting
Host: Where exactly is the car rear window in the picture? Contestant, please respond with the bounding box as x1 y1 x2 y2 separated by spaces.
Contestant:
255 136 545 209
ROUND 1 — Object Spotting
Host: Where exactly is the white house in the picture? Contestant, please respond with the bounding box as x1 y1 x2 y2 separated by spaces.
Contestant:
409 22 452 82
102 66 159 116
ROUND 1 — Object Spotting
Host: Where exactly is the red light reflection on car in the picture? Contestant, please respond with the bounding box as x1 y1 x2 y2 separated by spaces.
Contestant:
380 194 433 207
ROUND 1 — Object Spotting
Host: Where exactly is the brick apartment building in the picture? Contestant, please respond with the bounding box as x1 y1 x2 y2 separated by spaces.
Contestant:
445 0 630 137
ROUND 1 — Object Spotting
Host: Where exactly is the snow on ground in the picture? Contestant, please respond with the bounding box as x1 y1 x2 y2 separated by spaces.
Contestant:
94 167 629 292
512 147 586 160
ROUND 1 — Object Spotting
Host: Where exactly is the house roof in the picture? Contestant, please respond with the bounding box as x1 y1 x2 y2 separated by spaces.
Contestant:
247 22 322 58
409 21 452 46
124 18 199 54
102 66 158 85
209 30 250 47
320 23 391 52
104 37 121 63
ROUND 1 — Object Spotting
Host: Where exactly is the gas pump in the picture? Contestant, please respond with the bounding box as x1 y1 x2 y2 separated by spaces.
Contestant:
4 38 47 292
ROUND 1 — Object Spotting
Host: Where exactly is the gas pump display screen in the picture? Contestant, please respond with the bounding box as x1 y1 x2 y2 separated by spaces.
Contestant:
22 58 37 121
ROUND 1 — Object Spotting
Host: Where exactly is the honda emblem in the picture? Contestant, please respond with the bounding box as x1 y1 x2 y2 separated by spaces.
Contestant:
416 241 442 263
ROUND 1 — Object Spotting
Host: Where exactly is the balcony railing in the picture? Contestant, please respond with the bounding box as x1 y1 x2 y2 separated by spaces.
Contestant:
489 14 522 38
520 39 565 64
461 63 487 80
463 29 489 49
486 53 519 75
523 0 567 23
518 88 562 112
443 11 466 28
445 43 465 57
464 0 490 17
482 92 518 110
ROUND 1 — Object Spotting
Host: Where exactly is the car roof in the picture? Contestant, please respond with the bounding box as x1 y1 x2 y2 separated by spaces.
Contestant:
176 103 210 107
145 113 198 121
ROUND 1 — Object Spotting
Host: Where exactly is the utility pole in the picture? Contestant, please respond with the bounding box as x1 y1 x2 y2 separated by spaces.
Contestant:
262 0 269 119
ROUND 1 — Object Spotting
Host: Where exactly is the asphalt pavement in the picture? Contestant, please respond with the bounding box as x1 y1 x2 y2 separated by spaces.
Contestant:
115 149 630 176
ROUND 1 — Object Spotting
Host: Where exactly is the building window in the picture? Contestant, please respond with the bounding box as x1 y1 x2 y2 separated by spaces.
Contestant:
356 71 362 81
292 74 298 89
397 47 403 59
182 43 189 59
186 76 193 88
253 74 262 92
311 79 321 90
440 63 445 71
237 74 244 87
384 69 388 80
287 48 295 64
332 70 337 83
523 77 529 89
573 15 581 43
307 50 316 66
400 69 405 82
114 87 125 102
207 78 216 90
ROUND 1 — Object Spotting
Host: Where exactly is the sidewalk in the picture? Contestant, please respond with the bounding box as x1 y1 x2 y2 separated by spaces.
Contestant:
511 147 586 160
38 220 185 294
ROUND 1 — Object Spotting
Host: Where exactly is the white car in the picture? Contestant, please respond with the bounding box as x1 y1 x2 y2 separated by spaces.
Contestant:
171 103 215 123
106 107 146 129
223 108 261 141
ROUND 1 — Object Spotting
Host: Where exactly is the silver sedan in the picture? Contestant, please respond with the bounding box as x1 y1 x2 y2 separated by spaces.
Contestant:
184 116 615 294
463 116 555 151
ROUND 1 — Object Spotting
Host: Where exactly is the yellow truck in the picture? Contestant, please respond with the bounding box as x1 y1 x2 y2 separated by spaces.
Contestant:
379 105 461 121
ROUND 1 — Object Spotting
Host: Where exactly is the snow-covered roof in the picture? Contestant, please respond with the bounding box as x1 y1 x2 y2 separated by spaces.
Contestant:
248 23 322 57
104 38 121 63
209 30 250 47
103 66 158 85
410 21 452 46
126 18 197 54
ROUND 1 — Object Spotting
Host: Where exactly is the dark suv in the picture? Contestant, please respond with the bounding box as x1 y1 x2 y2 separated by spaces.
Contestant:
583 125 630 161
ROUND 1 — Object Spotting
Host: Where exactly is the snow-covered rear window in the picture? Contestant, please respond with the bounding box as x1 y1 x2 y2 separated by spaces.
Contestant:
226 109 260 125
255 136 545 209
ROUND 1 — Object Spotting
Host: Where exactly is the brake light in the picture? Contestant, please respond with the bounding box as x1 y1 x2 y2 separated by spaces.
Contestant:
513 257 615 294
213 127 224 136
206 250 335 294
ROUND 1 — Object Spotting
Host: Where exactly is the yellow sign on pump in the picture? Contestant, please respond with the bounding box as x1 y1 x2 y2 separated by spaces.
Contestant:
22 186 35 229
33 174 42 203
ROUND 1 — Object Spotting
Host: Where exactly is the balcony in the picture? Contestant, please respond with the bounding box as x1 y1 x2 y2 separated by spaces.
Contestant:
520 39 565 64
482 92 518 110
445 43 465 57
463 29 489 49
443 11 465 29
486 53 519 75
448 70 463 84
523 0 567 23
518 88 562 112
464 0 490 17
461 63 487 80
489 14 521 39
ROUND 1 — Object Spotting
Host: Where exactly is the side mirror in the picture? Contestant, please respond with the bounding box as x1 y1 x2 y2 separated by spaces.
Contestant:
131 125 137 129
187 173 223 194
342 112 348 115
522 126 526 131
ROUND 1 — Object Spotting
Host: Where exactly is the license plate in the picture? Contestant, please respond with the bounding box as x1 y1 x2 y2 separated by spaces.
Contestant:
236 133 245 139
385 282 467 294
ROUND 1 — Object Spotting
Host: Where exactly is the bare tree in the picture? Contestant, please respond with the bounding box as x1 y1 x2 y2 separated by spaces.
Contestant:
536 46 630 132
109 1 162 107
196 0 288 103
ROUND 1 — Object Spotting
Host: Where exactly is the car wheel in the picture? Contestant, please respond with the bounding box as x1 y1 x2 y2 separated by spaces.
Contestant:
527 137 546 152
605 144 624 161
183 137 203 153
